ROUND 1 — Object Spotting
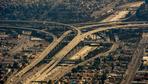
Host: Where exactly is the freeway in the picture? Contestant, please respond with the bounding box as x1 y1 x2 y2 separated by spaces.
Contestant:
50 6 145 80
7 30 73 84
2 21 148 84
77 21 148 30
36 9 126 80
0 26 56 40
28 5 130 82
2 4 148 83
1 26 57 84
44 24 148 84
0 20 81 84
83 23 148 36
1 1 145 83
69 46 96 60
0 20 81 34
21 5 148 82
70 6 130 61
78 21 148 30
23 22 148 84
22 2 148 82
34 45 97 81
121 36 148 84
3 21 148 34
77 1 144 27
101 11 130 22
23 34 84 84
44 43 119 82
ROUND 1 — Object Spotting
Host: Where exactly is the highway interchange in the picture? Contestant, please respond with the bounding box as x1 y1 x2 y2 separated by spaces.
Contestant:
3 22 148 84
0 1 148 84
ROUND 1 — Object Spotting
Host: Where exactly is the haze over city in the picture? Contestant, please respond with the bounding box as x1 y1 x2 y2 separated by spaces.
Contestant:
0 0 148 84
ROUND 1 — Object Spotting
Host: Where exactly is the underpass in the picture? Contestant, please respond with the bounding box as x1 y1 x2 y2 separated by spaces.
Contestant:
1 27 56 84
1 19 148 84
44 42 119 82
1 22 80 84
1 21 148 84
25 1 148 81
26 22 148 83
37 3 146 81
0 1 147 84
43 23 148 83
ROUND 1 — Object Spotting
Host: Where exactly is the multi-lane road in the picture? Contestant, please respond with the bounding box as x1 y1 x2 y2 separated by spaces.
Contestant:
3 25 78 84
1 1 148 84
23 34 83 84
121 36 148 84
21 23 148 84
3 22 148 84
42 42 119 82
25 1 147 82
1 26 57 84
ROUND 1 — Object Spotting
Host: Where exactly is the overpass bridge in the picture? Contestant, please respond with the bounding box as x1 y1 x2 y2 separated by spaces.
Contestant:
46 23 148 83
23 22 148 84
1 20 148 84
1 1 146 84
0 20 81 35
0 21 80 84
43 43 119 82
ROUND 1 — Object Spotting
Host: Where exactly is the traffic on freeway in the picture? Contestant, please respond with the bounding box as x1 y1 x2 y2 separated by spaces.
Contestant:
1 1 148 84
